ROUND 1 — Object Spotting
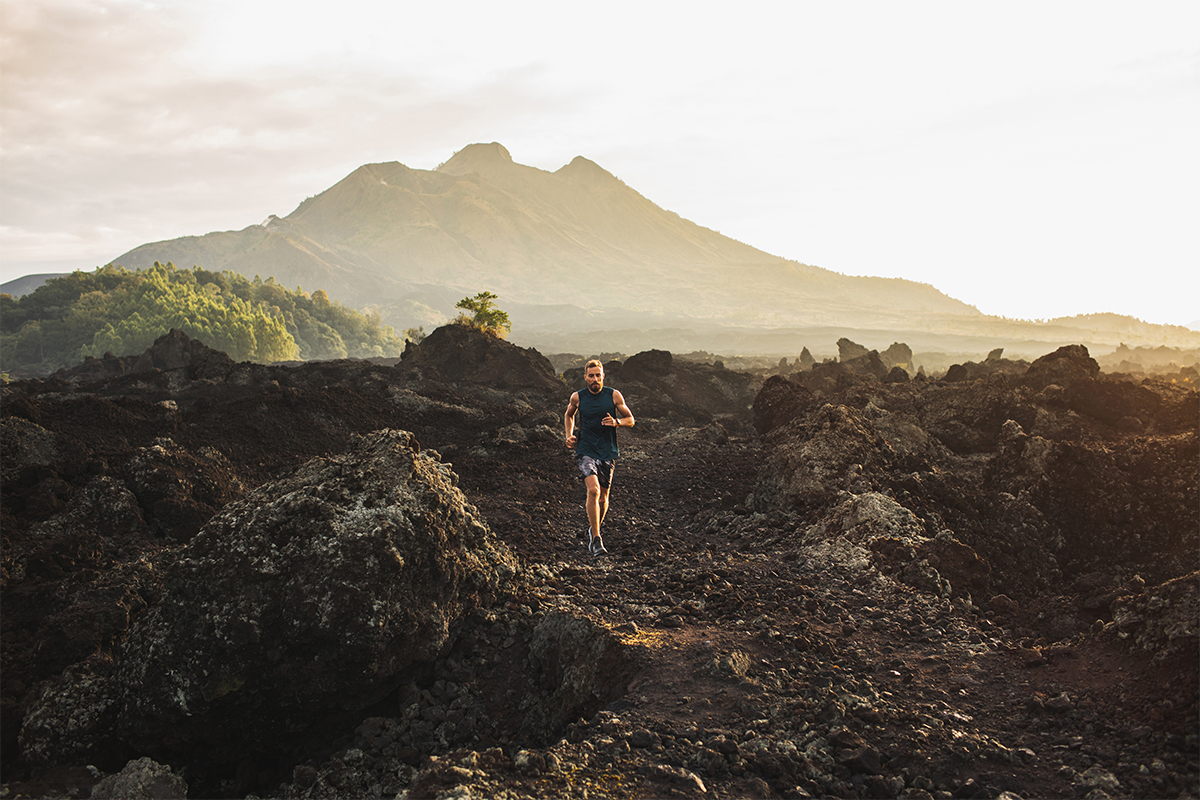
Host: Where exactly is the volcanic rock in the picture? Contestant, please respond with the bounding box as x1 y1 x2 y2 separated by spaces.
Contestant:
3 331 1197 799
753 403 884 512
53 329 236 386
527 612 638 733
91 757 188 800
987 420 1198 583
1023 344 1100 390
21 429 518 766
837 338 870 362
881 342 913 369
399 323 562 395
752 375 817 435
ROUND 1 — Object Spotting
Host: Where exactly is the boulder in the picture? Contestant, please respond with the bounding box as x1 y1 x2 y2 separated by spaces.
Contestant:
752 375 816 435
91 757 188 799
752 404 883 512
120 437 245 542
621 349 672 378
23 429 518 765
0 417 62 483
130 328 235 376
1023 344 1100 390
399 323 562 395
526 612 637 734
986 422 1198 584
841 351 889 380
1111 572 1199 663
837 338 870 362
881 342 913 370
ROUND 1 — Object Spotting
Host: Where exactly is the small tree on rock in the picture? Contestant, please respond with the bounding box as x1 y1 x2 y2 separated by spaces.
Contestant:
454 292 511 339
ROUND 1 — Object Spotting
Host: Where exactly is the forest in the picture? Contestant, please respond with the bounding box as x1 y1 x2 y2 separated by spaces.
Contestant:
0 263 406 375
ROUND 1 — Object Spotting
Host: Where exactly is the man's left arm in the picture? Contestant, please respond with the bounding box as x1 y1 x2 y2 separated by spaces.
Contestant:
611 390 635 428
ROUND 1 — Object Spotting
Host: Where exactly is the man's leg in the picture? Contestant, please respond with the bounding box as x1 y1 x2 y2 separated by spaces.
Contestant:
597 486 610 533
585 474 603 540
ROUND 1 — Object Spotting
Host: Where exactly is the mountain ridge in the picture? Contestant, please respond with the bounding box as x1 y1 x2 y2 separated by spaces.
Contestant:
108 143 978 333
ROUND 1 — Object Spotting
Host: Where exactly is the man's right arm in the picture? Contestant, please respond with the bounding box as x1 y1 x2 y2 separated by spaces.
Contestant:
564 392 579 448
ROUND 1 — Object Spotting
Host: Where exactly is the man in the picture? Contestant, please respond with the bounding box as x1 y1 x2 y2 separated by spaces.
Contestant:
564 359 635 556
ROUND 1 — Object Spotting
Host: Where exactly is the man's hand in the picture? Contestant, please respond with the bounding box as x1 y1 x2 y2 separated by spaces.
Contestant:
565 433 577 449
602 414 619 427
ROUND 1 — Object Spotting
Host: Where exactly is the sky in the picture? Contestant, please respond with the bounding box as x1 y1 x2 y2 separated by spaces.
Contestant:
2 0 1198 328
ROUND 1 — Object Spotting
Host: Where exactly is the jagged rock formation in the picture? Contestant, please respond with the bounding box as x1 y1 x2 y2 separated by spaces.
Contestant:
399 323 562 394
20 429 518 770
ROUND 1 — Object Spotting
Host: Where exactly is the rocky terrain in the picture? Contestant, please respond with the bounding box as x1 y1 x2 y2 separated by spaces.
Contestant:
1 325 1196 799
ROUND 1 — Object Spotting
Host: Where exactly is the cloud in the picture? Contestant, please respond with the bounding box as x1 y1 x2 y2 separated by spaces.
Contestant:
0 0 563 270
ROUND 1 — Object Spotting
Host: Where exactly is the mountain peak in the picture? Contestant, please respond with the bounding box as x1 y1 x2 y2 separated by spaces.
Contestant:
438 142 513 175
556 155 616 183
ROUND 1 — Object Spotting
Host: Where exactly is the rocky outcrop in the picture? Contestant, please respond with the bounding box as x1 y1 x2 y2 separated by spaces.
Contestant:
120 437 245 541
753 404 886 512
51 328 237 386
399 323 563 395
527 612 637 732
751 375 817 435
837 338 870 362
1112 572 1199 663
751 344 1197 604
1023 344 1100 390
91 757 188 800
987 420 1198 584
20 429 518 767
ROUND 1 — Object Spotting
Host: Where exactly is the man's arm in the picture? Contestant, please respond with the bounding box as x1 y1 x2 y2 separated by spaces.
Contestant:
564 392 580 448
609 389 635 428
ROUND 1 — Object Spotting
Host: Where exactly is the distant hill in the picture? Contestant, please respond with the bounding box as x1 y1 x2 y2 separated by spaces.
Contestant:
1 273 69 298
109 143 977 332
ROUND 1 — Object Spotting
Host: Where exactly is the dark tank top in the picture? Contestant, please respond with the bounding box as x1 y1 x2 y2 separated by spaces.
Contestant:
576 386 619 460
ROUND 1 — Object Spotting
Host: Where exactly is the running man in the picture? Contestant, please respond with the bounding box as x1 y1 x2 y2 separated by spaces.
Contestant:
564 359 635 556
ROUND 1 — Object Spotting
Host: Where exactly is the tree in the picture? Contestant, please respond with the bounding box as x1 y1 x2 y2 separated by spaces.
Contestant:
454 292 511 339
403 326 426 344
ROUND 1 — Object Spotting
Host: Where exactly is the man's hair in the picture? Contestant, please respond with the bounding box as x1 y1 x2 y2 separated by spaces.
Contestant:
584 359 603 372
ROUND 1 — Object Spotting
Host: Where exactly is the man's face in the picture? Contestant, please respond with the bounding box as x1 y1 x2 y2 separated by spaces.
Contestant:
585 365 604 393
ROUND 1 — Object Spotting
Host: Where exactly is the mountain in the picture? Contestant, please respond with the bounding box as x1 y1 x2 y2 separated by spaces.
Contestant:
104 143 1200 357
109 143 978 333
0 273 69 298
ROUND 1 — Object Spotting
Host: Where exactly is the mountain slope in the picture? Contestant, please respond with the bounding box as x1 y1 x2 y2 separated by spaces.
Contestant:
109 143 978 332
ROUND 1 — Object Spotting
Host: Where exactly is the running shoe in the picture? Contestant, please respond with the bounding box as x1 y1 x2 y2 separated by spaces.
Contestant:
591 536 608 556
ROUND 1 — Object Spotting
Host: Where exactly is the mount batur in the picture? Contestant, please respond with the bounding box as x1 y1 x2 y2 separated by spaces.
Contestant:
106 142 1193 358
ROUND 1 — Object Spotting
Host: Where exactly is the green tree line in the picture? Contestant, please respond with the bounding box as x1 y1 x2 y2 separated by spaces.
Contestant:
0 262 405 374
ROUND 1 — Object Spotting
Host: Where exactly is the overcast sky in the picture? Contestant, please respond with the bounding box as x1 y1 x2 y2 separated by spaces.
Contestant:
2 0 1197 327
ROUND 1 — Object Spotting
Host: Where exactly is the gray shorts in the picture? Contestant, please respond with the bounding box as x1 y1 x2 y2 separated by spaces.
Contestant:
576 455 616 489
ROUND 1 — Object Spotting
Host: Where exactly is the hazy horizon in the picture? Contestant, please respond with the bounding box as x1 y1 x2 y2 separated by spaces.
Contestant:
2 1 1197 327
